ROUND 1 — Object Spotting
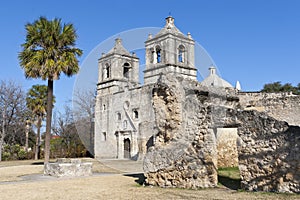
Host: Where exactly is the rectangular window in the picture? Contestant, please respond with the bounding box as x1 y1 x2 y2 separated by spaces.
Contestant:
102 132 107 141
133 110 139 119
117 112 121 121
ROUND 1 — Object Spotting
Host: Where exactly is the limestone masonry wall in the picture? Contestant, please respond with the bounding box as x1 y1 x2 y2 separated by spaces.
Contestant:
233 110 299 193
212 106 300 193
144 75 215 188
238 92 300 126
143 74 238 189
143 74 300 193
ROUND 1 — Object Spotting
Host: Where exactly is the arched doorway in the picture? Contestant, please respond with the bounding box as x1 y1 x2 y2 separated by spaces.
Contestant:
124 138 131 159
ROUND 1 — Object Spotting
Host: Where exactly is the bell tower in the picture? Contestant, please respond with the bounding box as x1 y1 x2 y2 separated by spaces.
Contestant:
97 38 139 95
144 16 197 84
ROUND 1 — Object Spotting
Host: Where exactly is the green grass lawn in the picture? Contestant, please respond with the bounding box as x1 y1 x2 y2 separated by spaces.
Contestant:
218 167 241 190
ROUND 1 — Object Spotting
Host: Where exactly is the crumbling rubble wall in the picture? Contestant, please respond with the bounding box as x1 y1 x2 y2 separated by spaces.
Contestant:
143 74 300 193
143 74 237 188
238 92 300 126
212 105 300 193
233 110 299 193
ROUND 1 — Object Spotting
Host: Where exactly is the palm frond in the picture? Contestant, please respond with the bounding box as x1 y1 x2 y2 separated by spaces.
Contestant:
19 16 82 81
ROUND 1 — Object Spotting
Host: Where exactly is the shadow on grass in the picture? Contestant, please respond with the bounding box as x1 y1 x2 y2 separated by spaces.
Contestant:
124 173 145 185
218 175 241 190
31 162 44 165
125 172 241 189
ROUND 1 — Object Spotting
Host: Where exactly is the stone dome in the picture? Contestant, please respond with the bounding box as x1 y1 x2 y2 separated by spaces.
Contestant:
201 66 233 88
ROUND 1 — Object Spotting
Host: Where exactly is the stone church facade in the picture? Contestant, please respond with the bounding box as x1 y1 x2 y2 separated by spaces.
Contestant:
94 16 203 159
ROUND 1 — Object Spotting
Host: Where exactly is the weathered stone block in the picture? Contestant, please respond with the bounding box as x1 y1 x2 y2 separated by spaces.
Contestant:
44 159 92 177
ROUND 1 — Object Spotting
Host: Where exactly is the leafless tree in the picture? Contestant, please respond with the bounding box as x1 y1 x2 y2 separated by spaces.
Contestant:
72 89 95 156
52 104 87 158
0 80 27 161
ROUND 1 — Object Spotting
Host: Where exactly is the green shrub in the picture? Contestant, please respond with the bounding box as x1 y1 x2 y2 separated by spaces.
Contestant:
1 144 29 160
2 152 10 161
11 144 21 154
4 144 10 152
18 149 27 160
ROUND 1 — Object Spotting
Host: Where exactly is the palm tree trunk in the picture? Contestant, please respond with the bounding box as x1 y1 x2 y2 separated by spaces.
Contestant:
44 79 54 164
34 116 42 160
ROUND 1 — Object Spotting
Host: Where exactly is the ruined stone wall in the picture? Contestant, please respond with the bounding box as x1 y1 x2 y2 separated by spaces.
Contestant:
143 74 238 189
238 92 300 126
143 74 300 193
217 108 300 193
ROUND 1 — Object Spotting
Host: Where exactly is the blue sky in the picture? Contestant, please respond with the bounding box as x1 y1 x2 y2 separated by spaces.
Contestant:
0 0 299 112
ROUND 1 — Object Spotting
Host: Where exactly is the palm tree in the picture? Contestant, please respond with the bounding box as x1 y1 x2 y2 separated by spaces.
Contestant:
19 17 82 163
26 84 54 160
